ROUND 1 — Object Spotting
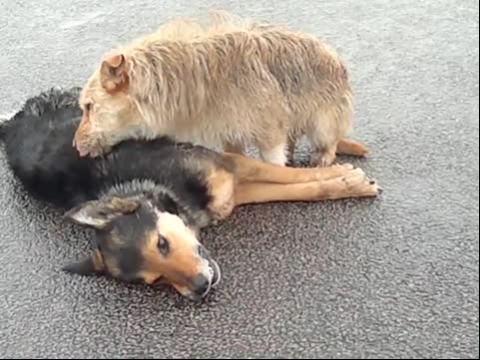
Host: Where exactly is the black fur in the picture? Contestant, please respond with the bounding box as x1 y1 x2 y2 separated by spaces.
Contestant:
0 87 226 294
1 87 96 208
0 87 221 220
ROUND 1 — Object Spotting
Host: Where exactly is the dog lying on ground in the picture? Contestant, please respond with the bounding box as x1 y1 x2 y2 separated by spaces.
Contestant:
0 87 379 300
73 12 368 167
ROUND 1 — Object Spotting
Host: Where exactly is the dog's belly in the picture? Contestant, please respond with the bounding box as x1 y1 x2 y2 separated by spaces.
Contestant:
160 118 249 150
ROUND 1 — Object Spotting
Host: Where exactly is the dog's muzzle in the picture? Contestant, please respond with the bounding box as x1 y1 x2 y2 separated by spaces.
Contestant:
188 245 221 301
73 140 101 158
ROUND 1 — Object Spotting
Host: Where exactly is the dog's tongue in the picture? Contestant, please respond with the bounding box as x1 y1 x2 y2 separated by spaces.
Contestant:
76 146 89 158
72 138 90 157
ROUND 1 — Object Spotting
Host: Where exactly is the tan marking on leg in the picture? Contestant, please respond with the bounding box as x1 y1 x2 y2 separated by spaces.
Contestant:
223 152 354 184
206 168 236 220
234 168 379 206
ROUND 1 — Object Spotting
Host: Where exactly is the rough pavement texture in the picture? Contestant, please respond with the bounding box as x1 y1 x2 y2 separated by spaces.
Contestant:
0 0 478 358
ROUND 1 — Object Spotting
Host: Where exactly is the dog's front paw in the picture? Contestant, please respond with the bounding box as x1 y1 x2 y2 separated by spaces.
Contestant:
340 168 380 197
314 163 355 181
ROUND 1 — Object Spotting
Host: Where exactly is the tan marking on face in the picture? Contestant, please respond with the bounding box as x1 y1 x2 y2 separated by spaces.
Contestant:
103 257 121 278
137 214 208 290
91 249 105 272
140 270 160 285
171 283 192 297
157 212 199 249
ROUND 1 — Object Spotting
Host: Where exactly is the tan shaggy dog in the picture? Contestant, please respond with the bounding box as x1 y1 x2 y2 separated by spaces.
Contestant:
74 12 368 166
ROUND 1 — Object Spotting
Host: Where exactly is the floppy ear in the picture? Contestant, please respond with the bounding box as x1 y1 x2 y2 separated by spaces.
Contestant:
63 250 105 276
64 196 141 229
100 53 129 93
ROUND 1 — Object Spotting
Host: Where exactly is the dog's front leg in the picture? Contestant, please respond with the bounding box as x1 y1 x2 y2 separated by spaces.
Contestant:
233 168 379 206
224 152 356 184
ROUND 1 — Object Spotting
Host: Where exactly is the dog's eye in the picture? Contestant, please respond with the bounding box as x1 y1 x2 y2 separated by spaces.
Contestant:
157 235 170 256
84 103 93 112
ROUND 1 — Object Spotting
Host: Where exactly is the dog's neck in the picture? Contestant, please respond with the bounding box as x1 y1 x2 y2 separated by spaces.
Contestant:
101 179 212 230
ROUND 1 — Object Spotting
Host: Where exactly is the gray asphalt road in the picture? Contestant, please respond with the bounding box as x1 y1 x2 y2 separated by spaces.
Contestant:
0 0 478 358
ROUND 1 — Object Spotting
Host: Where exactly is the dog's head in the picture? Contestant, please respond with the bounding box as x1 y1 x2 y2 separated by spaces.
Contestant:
74 53 144 157
63 196 221 301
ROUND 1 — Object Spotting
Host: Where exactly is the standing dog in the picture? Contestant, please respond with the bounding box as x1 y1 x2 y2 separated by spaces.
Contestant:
1 87 379 300
73 13 367 166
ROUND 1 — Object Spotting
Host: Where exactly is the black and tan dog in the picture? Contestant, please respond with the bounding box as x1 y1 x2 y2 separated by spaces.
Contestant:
0 87 379 300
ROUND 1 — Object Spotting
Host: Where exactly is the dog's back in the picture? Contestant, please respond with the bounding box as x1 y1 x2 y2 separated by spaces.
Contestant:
74 13 356 167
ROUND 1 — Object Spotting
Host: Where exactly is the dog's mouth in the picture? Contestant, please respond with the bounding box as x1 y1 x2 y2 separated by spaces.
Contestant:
165 254 221 302
72 138 108 158
181 259 221 302
73 138 94 157
79 147 100 158
192 259 221 301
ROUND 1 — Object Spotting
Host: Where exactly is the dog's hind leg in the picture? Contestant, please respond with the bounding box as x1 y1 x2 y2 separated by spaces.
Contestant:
255 124 290 166
259 141 288 166
308 96 354 167
234 168 379 206
336 139 369 157
224 152 354 184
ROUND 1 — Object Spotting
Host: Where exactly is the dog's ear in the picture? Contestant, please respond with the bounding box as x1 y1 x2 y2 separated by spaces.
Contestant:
65 196 141 229
63 250 105 276
100 53 129 93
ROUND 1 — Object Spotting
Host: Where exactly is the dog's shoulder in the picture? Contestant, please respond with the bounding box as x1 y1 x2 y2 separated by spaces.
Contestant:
102 137 233 215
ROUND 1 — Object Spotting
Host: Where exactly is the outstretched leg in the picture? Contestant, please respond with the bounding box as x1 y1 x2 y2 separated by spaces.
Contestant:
234 168 379 206
223 152 355 184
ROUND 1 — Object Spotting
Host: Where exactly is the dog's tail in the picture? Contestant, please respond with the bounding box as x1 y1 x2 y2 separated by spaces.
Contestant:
337 138 369 157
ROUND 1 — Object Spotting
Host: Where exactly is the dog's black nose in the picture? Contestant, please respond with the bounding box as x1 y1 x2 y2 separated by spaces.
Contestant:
192 274 210 296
